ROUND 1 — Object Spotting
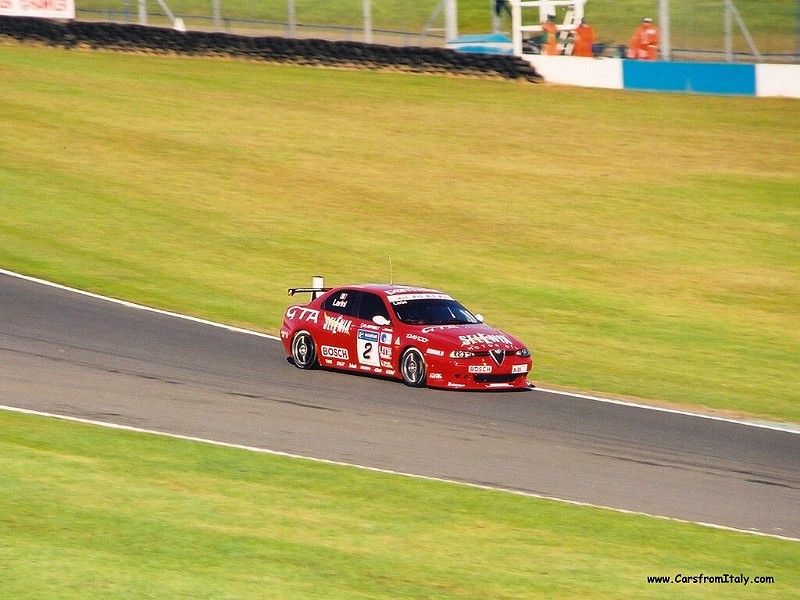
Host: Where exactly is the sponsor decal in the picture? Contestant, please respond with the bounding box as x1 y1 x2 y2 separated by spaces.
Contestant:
321 346 349 360
512 364 528 374
428 373 443 380
380 360 393 369
386 292 453 304
379 331 393 345
459 333 511 347
379 346 392 359
323 313 352 334
406 333 429 344
286 306 320 323
358 330 379 342
426 348 445 357
469 365 493 374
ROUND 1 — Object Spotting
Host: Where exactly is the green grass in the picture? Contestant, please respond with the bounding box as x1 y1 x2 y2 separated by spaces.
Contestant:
1 409 798 599
1 44 799 423
75 0 800 54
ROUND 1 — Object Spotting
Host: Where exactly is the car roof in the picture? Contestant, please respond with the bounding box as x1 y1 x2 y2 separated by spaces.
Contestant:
333 283 444 296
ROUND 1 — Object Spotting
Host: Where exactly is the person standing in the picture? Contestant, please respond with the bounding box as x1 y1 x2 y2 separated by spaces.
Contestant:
541 15 559 55
572 17 596 57
628 17 660 60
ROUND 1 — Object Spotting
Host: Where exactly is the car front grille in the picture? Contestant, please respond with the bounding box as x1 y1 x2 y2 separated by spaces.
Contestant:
474 349 508 365
473 373 521 384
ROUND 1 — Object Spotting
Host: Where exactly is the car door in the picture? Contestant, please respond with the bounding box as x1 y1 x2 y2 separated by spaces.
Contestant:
353 292 395 374
319 289 360 370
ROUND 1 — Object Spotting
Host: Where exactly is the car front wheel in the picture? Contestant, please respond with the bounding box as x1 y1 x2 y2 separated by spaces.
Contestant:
400 347 427 388
291 331 317 370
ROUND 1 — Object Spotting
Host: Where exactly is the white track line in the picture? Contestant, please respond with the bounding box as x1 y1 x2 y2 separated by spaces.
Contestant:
1 403 797 543
3 267 797 435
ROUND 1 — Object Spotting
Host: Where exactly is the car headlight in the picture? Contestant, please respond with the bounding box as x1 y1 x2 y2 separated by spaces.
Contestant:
449 350 475 359
515 348 531 357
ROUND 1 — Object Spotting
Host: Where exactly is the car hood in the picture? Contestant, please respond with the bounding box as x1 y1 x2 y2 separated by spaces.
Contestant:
417 323 524 352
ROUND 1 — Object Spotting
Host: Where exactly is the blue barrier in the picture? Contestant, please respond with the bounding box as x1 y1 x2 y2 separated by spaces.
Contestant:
623 61 756 96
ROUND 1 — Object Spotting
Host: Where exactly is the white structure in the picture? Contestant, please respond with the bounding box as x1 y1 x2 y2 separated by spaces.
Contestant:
509 0 586 56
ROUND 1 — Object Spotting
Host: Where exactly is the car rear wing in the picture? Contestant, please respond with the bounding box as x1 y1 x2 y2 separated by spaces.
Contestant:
288 276 330 299
287 286 331 298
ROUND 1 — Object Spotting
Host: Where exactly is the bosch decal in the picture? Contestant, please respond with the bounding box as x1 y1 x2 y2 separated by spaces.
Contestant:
321 346 349 360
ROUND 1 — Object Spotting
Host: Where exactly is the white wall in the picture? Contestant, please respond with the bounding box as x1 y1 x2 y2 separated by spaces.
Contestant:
523 55 800 99
522 56 623 90
756 64 800 99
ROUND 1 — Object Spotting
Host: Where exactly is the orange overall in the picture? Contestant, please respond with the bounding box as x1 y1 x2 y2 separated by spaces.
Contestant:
628 22 660 60
572 22 596 57
541 20 559 55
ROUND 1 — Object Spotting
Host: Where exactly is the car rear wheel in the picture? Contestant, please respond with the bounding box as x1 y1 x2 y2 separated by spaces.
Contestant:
400 347 427 388
291 331 317 370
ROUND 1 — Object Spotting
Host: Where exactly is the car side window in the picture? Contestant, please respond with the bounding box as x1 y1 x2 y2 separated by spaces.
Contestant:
322 290 359 316
357 292 391 322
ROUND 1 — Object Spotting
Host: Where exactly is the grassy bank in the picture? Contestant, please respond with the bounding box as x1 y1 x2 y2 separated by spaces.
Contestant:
1 410 797 599
2 45 798 422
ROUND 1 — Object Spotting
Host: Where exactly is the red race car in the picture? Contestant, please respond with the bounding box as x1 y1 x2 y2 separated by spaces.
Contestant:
280 281 532 390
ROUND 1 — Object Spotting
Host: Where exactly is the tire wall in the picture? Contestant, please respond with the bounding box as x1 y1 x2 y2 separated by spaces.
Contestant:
0 16 541 82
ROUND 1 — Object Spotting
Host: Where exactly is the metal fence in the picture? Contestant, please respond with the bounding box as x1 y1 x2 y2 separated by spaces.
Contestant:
74 0 800 63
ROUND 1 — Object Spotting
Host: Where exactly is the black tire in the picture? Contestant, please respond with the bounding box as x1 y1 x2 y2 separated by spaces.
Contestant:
400 347 427 388
290 331 317 370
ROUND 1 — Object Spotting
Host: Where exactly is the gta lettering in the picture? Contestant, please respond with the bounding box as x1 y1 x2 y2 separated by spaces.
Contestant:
459 333 511 347
286 306 319 323
323 313 353 334
321 346 349 360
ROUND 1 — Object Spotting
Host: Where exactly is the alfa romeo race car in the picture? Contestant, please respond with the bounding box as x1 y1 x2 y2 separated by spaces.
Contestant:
280 282 532 390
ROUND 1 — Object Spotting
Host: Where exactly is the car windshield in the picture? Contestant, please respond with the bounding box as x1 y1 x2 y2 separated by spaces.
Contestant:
391 298 479 326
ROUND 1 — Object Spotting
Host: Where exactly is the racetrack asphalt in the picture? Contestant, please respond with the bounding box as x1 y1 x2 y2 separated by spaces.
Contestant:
1 270 798 539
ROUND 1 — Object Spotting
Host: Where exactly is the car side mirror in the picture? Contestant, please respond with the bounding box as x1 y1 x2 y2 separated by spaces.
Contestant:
474 314 484 323
373 315 392 326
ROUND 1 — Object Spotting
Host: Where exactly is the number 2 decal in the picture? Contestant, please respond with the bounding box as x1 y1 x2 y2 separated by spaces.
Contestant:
357 330 381 367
